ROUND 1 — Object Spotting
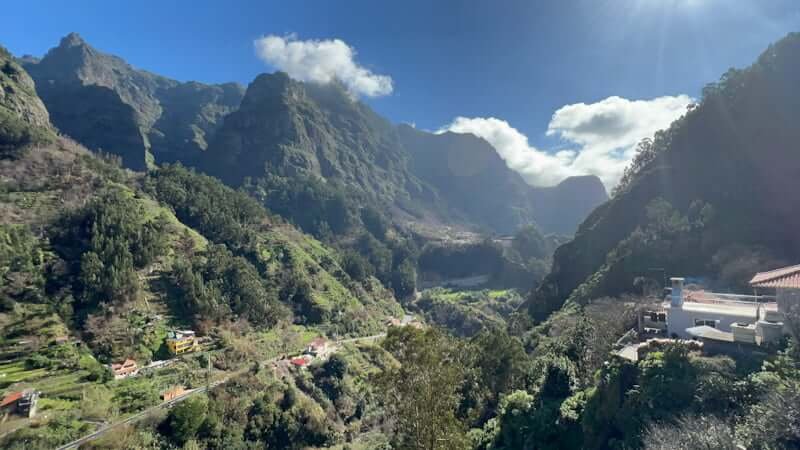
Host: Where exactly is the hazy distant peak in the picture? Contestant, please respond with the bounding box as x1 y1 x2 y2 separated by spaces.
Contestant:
554 174 608 196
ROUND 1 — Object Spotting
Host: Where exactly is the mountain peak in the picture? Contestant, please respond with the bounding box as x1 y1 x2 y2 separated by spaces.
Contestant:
59 32 87 49
240 72 302 109
555 174 608 197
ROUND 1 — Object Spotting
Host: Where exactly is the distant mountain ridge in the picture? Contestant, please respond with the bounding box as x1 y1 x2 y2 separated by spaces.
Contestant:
16 33 609 236
397 125 608 234
22 33 244 169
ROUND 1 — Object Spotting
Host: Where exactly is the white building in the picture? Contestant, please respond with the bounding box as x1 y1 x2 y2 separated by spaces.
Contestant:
665 273 787 346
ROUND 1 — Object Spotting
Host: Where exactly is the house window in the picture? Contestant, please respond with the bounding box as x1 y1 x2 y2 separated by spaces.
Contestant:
694 319 716 328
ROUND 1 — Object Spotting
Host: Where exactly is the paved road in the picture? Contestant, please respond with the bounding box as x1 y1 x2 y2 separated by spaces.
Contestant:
55 333 386 449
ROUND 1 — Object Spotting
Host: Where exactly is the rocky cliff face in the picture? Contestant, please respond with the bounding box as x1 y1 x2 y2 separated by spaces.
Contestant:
526 32 800 321
22 33 244 169
204 72 426 204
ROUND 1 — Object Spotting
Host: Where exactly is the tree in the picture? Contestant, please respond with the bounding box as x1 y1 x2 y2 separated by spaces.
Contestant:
163 396 208 446
391 258 417 299
464 328 528 421
379 327 468 450
643 415 737 450
80 385 113 420
341 250 372 281
512 224 548 262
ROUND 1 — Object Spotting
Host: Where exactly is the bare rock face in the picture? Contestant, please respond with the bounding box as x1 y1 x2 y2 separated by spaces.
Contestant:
22 33 244 169
203 72 425 204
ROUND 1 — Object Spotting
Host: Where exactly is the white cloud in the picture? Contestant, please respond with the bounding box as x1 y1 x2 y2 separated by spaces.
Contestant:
254 34 393 98
438 95 692 189
440 117 581 187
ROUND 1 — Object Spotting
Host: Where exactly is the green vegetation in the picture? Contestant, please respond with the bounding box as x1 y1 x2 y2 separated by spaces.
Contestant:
411 288 524 336
0 107 52 157
0 45 53 158
418 239 542 291
148 164 403 334
53 189 168 311
169 243 290 326
379 327 469 449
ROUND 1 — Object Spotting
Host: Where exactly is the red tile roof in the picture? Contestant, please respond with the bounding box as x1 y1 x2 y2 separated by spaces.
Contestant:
0 391 23 408
291 357 309 366
750 264 800 289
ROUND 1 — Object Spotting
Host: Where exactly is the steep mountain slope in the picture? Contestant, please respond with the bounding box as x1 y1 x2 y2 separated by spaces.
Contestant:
526 32 800 320
528 175 609 234
18 33 607 239
0 46 52 154
203 72 427 205
1 57 401 352
21 33 244 169
397 125 539 234
397 125 608 234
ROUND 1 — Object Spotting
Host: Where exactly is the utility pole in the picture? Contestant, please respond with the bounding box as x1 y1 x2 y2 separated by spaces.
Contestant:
206 352 211 391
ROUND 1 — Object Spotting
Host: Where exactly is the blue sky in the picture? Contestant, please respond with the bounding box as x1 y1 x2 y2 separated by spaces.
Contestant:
3 0 799 187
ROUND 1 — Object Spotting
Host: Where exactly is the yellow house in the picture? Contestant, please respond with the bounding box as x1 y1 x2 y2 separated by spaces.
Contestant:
166 330 198 355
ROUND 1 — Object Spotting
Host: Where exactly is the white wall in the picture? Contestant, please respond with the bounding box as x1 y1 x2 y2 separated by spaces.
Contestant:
667 306 757 338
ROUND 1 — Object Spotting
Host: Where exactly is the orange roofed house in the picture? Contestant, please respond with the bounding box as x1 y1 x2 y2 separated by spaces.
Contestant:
1 388 39 418
111 358 139 380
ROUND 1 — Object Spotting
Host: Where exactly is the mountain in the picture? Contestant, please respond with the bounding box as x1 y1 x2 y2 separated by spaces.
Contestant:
17 33 607 239
526 32 800 321
528 175 609 234
397 125 540 234
1 54 402 354
21 33 244 169
203 72 426 204
397 125 608 234
0 46 52 154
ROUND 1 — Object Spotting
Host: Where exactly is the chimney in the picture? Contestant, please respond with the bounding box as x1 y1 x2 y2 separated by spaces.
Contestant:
670 277 684 307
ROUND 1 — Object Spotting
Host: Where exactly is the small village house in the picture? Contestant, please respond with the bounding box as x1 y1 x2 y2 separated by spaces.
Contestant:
0 389 39 419
111 358 139 379
166 330 199 355
305 337 329 356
